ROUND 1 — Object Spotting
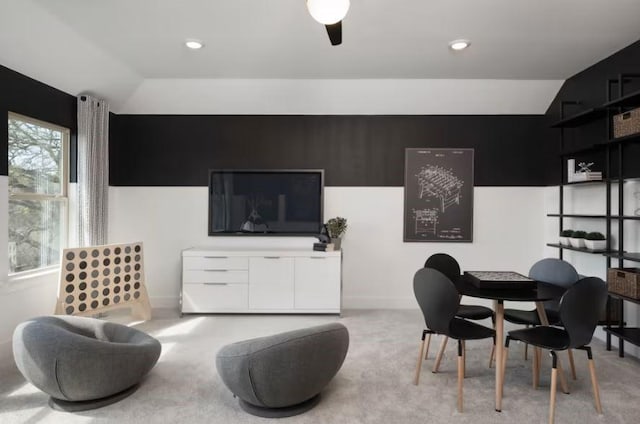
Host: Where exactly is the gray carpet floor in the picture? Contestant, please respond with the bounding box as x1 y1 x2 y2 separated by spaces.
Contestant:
1 309 639 423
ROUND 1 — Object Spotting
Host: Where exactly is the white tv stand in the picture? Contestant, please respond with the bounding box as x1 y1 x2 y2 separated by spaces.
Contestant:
181 246 342 314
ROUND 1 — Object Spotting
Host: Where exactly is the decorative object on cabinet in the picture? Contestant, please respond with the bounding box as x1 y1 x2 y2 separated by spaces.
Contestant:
559 229 574 246
613 107 640 138
585 232 607 251
326 217 347 250
54 242 152 321
216 323 349 417
181 247 342 314
569 231 587 248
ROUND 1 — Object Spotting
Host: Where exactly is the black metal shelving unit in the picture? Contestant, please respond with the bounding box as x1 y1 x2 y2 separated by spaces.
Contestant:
551 75 640 357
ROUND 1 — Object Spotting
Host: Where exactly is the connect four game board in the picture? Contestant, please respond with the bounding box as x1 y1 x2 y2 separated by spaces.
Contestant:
54 242 152 320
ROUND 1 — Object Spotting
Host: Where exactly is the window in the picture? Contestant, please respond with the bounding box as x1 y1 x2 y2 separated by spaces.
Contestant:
8 113 69 274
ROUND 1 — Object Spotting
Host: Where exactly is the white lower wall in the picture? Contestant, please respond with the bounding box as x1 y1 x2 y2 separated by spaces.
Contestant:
109 186 547 310
0 272 58 361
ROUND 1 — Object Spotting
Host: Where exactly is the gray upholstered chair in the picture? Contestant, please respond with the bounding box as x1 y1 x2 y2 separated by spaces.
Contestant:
13 315 161 411
216 322 349 418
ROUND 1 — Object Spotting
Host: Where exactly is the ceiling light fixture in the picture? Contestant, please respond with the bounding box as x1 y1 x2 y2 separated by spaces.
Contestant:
449 39 471 51
306 0 350 25
185 39 204 49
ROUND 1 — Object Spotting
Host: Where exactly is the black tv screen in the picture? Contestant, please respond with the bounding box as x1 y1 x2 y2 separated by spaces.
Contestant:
208 169 324 235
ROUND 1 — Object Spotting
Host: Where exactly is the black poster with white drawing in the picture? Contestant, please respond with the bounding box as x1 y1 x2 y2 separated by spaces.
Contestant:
404 148 474 242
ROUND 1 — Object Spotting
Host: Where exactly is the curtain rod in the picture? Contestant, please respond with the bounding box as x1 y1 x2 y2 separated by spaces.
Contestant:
79 95 101 107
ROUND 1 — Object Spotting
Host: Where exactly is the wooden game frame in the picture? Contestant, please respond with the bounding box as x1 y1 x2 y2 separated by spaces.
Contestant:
54 241 152 320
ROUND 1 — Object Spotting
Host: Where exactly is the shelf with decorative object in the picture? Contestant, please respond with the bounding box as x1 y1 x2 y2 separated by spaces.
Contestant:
603 131 640 145
565 179 607 186
548 214 640 220
608 290 640 306
546 243 611 254
602 252 640 263
547 213 607 219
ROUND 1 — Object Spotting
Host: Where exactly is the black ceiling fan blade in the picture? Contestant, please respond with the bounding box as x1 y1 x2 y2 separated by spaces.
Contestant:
325 21 342 46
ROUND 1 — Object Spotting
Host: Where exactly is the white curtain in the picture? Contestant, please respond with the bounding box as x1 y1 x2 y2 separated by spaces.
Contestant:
77 95 109 246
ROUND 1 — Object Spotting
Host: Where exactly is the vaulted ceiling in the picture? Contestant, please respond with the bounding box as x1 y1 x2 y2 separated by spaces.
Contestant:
31 0 640 79
1 0 639 111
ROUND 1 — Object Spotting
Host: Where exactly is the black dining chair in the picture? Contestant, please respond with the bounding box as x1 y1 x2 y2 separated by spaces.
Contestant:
502 258 579 379
501 277 607 424
414 253 494 382
413 267 495 412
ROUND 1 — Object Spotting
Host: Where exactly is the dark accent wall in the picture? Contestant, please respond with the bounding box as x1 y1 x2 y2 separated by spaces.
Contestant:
0 65 77 179
546 39 640 183
110 114 554 187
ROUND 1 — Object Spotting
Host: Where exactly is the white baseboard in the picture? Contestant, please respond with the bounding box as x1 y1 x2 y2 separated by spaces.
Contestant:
150 296 180 309
342 296 417 309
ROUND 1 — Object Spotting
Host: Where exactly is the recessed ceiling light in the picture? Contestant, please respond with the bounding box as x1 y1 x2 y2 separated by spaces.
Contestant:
185 39 204 49
449 39 471 51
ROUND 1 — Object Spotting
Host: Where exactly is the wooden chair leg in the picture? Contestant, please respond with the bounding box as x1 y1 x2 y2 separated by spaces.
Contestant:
489 343 495 368
462 340 466 378
457 340 464 413
584 347 602 413
549 352 558 424
567 349 577 380
557 357 570 394
524 324 529 360
433 336 448 373
533 347 540 389
414 334 426 385
424 333 432 360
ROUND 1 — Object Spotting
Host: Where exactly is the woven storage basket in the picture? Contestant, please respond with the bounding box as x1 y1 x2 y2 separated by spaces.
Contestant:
607 268 640 299
613 108 640 138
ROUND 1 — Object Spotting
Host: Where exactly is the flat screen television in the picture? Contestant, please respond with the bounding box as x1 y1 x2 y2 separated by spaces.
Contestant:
208 169 324 236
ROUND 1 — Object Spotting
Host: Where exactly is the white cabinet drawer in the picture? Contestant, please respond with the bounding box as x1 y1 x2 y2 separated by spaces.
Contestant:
183 270 248 284
249 257 294 309
183 256 248 270
182 283 248 312
294 257 341 309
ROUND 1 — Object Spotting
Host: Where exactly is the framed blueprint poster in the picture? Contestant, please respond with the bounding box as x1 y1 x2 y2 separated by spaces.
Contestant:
404 148 474 242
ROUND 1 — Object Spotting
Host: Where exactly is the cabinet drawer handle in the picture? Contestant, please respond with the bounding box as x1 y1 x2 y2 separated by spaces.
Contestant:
264 256 281 259
204 269 228 272
203 282 228 286
310 257 326 259
204 256 228 259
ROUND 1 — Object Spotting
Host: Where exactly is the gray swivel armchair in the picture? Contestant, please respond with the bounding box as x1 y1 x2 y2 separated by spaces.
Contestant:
216 322 349 418
13 315 161 411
